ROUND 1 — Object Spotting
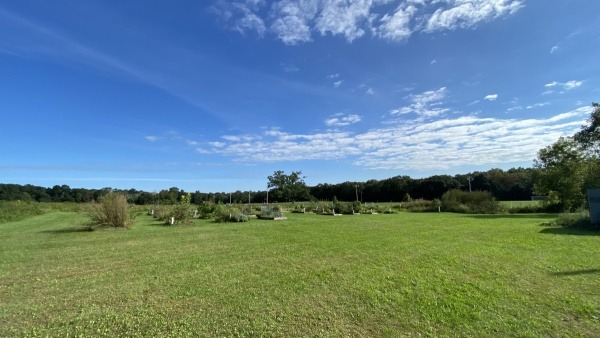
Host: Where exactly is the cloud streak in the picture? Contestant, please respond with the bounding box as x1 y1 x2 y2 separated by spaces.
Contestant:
212 0 524 45
184 106 592 171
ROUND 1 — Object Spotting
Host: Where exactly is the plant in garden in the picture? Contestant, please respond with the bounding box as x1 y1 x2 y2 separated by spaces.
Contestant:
215 205 249 222
89 192 132 228
164 193 194 225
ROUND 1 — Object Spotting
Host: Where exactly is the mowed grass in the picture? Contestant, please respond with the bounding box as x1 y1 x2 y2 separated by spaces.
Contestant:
1 211 599 337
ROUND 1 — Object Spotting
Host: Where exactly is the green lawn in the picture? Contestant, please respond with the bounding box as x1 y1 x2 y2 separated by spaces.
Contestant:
1 211 599 337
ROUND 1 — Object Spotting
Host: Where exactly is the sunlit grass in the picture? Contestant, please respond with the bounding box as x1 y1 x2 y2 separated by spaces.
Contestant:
1 211 599 336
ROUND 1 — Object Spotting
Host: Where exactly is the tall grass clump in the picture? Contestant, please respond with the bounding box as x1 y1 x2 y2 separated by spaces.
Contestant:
548 210 597 230
0 201 47 223
441 189 501 213
89 193 132 228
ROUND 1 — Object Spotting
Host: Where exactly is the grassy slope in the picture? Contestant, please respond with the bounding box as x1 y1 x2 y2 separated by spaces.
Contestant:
1 211 599 337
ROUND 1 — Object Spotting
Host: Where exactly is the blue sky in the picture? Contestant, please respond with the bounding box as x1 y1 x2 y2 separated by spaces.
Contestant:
1 0 599 193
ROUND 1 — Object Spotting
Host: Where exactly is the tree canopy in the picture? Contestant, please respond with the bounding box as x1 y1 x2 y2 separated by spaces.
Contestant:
267 170 310 202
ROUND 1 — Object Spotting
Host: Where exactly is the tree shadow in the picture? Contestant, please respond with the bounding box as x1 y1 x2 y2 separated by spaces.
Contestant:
549 268 600 276
39 227 93 234
466 214 556 220
539 227 600 236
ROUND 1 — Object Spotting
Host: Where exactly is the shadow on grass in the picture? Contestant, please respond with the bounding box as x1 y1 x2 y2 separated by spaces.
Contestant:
539 227 600 236
466 214 556 220
549 268 600 276
40 227 93 234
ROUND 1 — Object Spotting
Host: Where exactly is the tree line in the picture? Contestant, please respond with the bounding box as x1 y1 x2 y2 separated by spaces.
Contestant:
0 167 535 205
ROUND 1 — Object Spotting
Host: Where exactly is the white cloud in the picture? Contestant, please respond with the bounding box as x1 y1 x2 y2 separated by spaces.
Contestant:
325 112 362 126
314 0 374 42
374 3 417 41
430 59 438 65
333 80 343 88
389 87 450 117
544 80 583 92
564 80 582 89
484 94 498 101
366 87 375 95
270 0 317 44
425 0 523 33
145 135 159 142
526 102 550 109
327 73 340 79
212 0 525 44
550 45 559 53
200 106 592 170
211 0 267 36
282 63 299 72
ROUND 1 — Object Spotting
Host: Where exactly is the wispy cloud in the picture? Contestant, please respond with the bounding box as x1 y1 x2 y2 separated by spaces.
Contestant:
484 94 498 101
550 45 559 53
424 0 523 33
212 0 524 45
333 80 343 88
544 80 583 93
190 106 591 170
526 102 550 109
366 87 375 95
145 135 160 142
325 112 362 127
389 87 450 118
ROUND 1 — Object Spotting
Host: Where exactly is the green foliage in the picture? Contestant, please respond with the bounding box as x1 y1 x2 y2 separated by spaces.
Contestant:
215 206 249 222
402 199 439 212
89 193 132 228
197 201 224 219
546 211 594 230
259 205 285 219
441 189 501 213
267 170 310 202
534 137 588 211
164 193 194 225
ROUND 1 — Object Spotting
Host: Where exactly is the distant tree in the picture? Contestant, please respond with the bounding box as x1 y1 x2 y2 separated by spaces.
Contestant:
267 170 310 202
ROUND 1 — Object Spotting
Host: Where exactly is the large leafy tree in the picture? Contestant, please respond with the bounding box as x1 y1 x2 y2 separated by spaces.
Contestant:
267 170 310 202
534 137 588 211
534 103 600 211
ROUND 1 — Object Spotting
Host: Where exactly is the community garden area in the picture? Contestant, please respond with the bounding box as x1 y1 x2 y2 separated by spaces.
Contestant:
1 199 599 337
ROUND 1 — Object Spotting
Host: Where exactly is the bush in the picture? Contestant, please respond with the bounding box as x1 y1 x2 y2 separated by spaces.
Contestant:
441 189 501 214
403 199 439 212
198 201 224 219
260 205 285 219
89 193 132 228
548 211 595 229
215 206 249 222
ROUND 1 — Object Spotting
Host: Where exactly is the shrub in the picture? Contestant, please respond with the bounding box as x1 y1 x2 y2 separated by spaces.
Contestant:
441 189 501 214
260 205 285 219
548 211 596 229
215 206 249 222
403 199 439 212
198 201 224 219
89 193 132 228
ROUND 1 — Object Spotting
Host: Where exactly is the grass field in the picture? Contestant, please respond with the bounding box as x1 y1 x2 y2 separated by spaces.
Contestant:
1 210 599 336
